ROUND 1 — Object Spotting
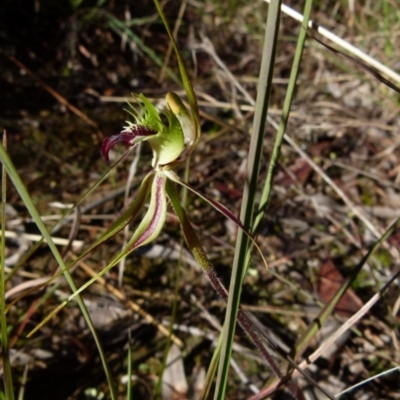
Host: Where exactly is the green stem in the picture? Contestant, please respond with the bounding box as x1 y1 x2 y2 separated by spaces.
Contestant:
1 133 15 400
215 1 283 397
166 180 283 381
0 143 117 400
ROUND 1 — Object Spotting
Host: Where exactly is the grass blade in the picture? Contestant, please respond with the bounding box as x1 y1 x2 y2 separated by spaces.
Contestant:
291 216 400 361
254 0 313 233
1 132 15 400
0 143 118 400
152 0 200 144
214 1 283 397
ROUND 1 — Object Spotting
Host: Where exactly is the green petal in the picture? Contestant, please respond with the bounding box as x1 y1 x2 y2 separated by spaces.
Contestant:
166 92 196 147
149 108 185 167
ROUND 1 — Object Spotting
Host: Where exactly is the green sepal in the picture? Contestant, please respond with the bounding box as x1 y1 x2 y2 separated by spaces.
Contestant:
64 171 154 271
126 170 168 249
60 171 168 304
149 107 185 167
166 92 196 147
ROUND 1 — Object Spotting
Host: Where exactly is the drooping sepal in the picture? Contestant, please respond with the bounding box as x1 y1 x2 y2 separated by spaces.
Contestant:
127 171 168 250
164 170 270 270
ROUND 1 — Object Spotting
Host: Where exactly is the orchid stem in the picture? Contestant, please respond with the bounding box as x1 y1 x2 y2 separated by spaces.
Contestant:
166 180 283 380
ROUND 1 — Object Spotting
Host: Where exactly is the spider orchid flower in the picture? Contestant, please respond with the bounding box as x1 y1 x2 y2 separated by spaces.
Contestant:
63 92 280 384
99 91 267 280
99 92 203 257
102 92 197 169
99 91 272 335
100 91 249 260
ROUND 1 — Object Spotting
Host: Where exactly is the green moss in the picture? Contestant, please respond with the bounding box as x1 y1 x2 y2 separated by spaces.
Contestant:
374 249 392 269
360 192 375 206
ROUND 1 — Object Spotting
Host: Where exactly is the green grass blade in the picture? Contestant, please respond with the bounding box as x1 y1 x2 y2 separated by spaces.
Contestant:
5 147 136 284
291 215 400 361
152 0 200 143
214 1 283 397
200 335 223 400
254 0 313 233
104 11 181 85
127 331 133 400
1 133 15 400
0 143 118 400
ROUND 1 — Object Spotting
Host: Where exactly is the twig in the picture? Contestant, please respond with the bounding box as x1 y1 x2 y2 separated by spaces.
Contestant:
79 261 184 347
263 0 400 85
9 56 103 139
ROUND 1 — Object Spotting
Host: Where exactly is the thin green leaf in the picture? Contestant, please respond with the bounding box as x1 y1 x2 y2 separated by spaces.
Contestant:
215 1 283 396
1 132 15 400
104 11 181 84
0 142 118 400
291 216 400 361
62 171 167 305
152 0 200 147
200 336 223 400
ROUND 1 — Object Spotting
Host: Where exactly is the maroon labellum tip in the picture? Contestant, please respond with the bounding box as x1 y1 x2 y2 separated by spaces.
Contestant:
101 125 157 163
